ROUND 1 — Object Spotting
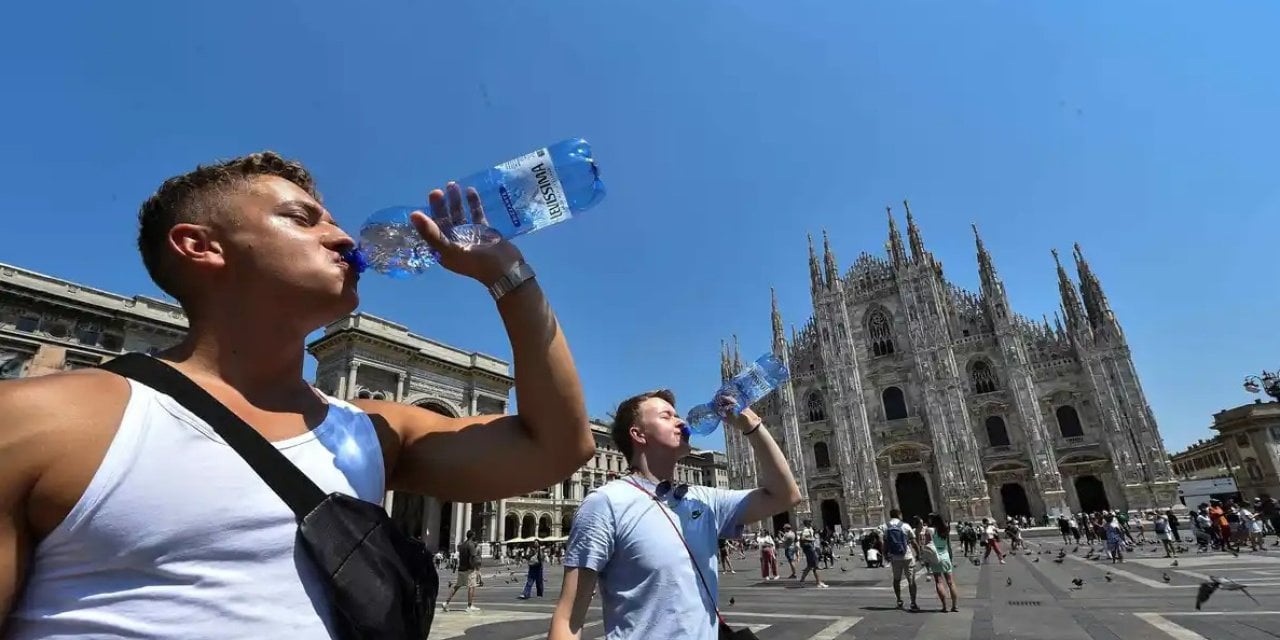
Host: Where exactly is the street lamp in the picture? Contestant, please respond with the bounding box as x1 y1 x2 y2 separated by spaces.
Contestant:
1243 370 1280 400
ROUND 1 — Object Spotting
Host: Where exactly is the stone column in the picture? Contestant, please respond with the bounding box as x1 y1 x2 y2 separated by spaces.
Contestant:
489 504 500 544
1062 473 1080 514
451 503 467 548
469 391 479 416
497 499 508 541
346 362 360 400
396 372 406 402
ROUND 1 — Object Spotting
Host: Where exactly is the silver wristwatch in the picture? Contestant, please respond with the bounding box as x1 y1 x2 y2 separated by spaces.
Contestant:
487 261 536 301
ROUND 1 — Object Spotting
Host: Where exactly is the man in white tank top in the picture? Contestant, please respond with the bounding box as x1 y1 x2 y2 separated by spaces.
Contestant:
0 153 595 638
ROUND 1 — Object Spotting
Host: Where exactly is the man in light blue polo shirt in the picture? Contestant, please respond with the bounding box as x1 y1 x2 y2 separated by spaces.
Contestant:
549 389 801 640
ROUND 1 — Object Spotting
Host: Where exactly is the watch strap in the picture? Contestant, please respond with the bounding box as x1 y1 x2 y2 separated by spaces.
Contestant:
488 261 536 301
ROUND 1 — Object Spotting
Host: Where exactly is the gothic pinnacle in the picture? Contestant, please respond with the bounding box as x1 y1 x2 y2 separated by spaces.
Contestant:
731 334 742 371
807 232 822 293
771 287 784 341
720 339 730 381
887 205 907 267
822 229 839 286
904 199 926 260
1052 248 1086 331
1072 242 1113 328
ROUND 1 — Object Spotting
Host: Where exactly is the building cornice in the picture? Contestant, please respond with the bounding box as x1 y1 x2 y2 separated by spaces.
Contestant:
0 262 187 331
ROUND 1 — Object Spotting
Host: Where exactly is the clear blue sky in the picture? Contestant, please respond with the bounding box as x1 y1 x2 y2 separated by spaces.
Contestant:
1 2 1277 454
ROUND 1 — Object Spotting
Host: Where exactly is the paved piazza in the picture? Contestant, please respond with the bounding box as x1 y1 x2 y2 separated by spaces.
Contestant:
431 536 1280 639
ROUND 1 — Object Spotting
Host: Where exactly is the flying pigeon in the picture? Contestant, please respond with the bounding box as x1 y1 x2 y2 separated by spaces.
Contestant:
1162 573 1171 583
1192 578 1254 611
1034 558 1040 563
1105 573 1113 583
1196 576 1259 610
1071 578 1084 587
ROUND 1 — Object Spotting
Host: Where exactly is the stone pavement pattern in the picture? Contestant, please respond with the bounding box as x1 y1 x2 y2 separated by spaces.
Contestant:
429 540 1280 639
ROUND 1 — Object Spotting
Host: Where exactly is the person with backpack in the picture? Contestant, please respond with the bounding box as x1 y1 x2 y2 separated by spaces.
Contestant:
883 509 920 611
796 520 829 588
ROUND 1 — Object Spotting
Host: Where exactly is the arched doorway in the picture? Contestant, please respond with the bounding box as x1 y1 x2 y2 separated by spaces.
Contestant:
538 514 553 538
1000 483 1032 519
820 499 843 533
504 513 519 540
771 512 790 532
1074 475 1110 513
416 400 458 418
520 514 536 538
894 472 933 522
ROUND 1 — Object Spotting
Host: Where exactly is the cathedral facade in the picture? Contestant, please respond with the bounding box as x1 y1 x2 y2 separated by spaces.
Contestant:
722 203 1178 532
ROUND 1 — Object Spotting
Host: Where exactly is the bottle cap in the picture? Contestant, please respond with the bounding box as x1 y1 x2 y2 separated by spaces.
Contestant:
342 248 370 274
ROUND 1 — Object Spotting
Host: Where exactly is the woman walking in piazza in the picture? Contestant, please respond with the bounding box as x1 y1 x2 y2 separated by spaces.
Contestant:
922 514 958 613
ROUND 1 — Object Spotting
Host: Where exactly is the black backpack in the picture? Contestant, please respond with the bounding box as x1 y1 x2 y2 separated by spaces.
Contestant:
101 354 438 639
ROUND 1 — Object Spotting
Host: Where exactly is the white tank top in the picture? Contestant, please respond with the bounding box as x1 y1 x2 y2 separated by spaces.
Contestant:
6 379 386 639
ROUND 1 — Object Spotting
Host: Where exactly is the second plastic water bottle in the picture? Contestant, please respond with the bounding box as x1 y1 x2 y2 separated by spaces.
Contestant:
685 353 791 436
346 138 606 279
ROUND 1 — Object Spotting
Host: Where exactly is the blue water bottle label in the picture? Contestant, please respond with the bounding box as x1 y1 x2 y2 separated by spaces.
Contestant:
736 367 771 405
496 147 572 231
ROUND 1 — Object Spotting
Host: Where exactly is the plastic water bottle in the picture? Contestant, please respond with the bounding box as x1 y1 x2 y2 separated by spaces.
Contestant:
345 138 606 279
685 353 790 436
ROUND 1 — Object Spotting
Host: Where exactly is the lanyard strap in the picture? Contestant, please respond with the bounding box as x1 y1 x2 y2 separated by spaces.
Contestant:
623 479 727 627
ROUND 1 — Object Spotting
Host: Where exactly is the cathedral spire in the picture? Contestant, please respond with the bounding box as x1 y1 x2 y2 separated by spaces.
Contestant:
1053 248 1086 332
720 339 731 382
770 287 785 353
972 223 998 288
904 199 927 260
807 233 823 295
887 206 907 267
731 334 742 372
1073 242 1114 329
822 230 839 286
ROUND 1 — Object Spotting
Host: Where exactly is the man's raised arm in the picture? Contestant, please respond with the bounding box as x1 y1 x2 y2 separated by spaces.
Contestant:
356 183 593 503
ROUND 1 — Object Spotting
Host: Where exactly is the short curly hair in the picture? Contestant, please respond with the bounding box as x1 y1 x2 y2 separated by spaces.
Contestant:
136 151 319 301
610 389 677 464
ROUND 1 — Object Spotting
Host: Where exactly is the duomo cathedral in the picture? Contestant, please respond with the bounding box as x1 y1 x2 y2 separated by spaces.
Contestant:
722 202 1177 532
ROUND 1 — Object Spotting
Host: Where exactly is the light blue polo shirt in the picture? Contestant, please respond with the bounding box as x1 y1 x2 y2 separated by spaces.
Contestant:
564 477 753 640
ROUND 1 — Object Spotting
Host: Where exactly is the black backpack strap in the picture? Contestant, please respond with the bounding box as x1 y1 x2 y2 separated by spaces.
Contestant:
100 353 327 521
